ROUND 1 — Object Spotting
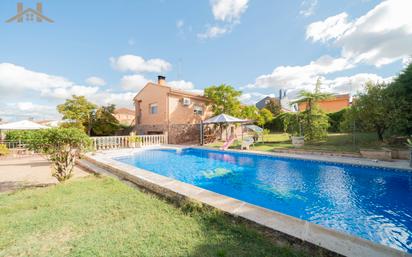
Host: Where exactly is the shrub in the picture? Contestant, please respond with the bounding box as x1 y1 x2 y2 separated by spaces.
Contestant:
5 130 36 141
327 108 348 132
0 144 10 156
27 128 92 182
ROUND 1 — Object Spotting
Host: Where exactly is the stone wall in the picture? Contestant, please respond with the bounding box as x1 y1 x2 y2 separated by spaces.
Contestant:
169 124 200 145
135 124 167 135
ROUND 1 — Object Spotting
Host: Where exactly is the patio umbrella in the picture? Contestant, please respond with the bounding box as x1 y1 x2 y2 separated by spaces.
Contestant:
203 114 249 124
0 120 49 130
201 114 250 145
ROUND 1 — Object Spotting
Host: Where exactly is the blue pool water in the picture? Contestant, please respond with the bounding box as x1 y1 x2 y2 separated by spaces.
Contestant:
115 148 412 253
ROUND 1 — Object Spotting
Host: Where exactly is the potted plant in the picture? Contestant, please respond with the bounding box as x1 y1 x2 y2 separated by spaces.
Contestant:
289 113 304 147
129 133 142 148
406 138 412 167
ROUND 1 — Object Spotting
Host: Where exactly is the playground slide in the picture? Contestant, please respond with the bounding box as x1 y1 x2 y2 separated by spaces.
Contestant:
220 137 236 150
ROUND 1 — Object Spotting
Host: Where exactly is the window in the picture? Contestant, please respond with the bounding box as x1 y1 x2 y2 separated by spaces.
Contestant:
194 105 203 115
149 103 158 114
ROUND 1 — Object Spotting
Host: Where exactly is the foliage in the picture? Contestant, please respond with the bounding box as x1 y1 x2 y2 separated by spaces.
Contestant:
385 62 412 135
348 82 390 141
278 112 301 136
204 84 242 116
301 104 329 142
91 104 120 136
264 98 281 116
5 130 36 141
0 144 9 156
27 128 91 182
240 105 260 121
257 108 273 127
129 135 142 143
57 95 97 133
327 108 348 132
293 79 332 141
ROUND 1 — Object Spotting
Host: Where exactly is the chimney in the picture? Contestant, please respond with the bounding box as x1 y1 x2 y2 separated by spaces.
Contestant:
157 75 166 86
36 2 42 22
279 89 282 100
17 2 23 22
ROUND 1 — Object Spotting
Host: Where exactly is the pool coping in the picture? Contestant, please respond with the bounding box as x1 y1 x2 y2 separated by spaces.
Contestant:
82 146 411 257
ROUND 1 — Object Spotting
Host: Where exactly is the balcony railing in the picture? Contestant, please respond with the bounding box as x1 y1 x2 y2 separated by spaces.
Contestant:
91 135 167 150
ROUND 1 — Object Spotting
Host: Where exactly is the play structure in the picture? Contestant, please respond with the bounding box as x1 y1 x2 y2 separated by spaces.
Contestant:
200 114 263 151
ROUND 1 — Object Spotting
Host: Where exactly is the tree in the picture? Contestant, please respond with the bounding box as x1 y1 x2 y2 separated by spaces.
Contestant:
57 95 97 134
91 104 120 136
257 108 273 127
265 99 281 116
293 79 332 141
386 62 412 135
27 128 91 182
350 82 390 141
240 105 260 121
204 84 242 116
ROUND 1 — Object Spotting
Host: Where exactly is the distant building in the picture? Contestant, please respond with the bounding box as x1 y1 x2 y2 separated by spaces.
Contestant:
255 89 292 112
113 108 135 126
133 76 213 144
297 93 350 113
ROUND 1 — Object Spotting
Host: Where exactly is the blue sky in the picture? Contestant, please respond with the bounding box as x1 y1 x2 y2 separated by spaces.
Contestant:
0 0 411 121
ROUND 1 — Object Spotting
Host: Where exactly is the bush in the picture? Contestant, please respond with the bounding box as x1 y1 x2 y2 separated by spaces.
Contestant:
5 130 36 141
27 128 92 182
327 108 348 132
0 144 10 156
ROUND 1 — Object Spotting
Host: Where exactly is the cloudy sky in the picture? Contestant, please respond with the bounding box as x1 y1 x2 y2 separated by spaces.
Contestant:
0 0 411 121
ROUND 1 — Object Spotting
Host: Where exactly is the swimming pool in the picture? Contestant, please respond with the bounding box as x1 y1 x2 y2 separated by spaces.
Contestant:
115 147 412 253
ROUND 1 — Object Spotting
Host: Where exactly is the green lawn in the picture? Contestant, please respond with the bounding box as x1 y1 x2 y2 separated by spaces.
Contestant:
208 132 401 153
0 176 307 257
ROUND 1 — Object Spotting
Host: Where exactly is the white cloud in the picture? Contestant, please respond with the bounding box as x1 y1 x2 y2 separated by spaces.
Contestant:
120 74 150 91
110 55 172 73
199 0 248 39
0 102 59 121
300 0 318 17
168 80 195 90
41 86 99 99
306 13 352 42
211 0 249 22
307 0 412 66
176 19 184 29
252 55 353 90
0 63 75 93
85 76 106 86
90 91 136 108
198 25 229 39
0 63 99 99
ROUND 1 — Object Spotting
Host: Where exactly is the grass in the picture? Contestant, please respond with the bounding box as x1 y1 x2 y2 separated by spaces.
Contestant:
0 176 308 257
208 132 402 153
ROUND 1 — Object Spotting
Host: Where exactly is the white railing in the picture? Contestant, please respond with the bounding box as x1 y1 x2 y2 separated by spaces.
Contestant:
91 135 167 150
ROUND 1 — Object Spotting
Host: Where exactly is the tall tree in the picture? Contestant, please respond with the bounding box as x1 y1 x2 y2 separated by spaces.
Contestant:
293 79 332 141
57 95 97 134
386 62 412 135
91 104 120 136
265 98 282 116
351 82 391 141
204 84 242 116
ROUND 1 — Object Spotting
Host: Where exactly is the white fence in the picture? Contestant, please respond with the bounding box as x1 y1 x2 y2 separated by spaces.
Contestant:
92 135 167 150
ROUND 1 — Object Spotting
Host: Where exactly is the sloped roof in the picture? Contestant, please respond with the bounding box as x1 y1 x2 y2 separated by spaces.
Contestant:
114 108 135 115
